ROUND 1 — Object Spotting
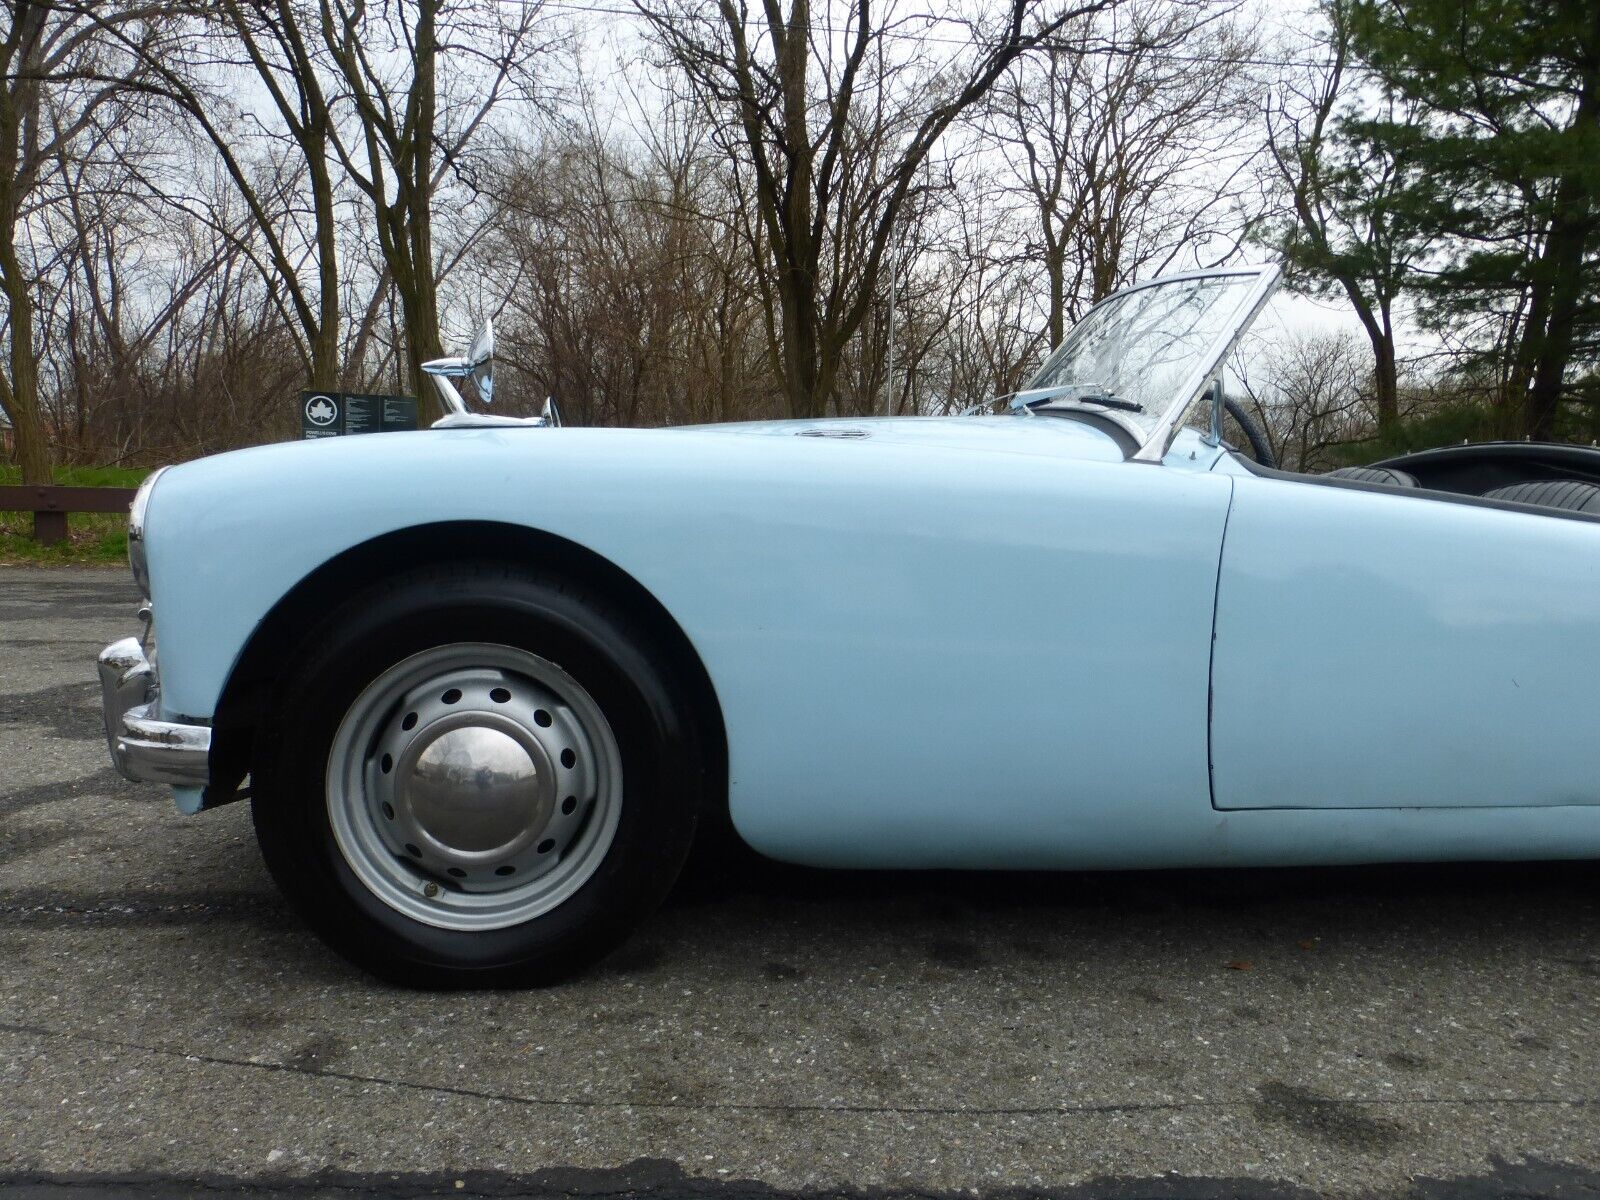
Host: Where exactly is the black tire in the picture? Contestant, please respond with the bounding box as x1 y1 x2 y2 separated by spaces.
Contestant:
1324 465 1420 487
1484 479 1600 514
250 561 706 987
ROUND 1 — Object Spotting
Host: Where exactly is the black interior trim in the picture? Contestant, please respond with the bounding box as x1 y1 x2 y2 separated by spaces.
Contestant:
1374 441 1600 494
1227 451 1600 527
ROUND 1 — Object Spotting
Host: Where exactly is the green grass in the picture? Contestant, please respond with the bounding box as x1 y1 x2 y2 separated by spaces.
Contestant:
0 464 153 566
0 464 152 488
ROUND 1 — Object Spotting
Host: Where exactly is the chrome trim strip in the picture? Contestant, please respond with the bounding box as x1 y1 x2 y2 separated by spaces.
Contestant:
98 635 211 788
431 411 548 429
1130 265 1281 464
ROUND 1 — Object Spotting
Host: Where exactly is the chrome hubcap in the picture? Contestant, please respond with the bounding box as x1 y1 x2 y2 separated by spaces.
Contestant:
403 721 549 857
327 643 623 931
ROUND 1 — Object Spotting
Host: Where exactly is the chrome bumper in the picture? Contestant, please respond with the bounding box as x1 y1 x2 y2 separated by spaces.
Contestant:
97 636 211 787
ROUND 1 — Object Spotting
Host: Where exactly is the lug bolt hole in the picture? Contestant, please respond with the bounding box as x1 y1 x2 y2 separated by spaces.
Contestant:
534 709 552 727
401 712 418 731
561 795 577 815
441 688 462 705
490 687 512 704
537 838 555 854
560 748 576 768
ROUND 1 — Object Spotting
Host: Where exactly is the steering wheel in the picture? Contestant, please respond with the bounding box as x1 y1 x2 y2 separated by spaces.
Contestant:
1221 394 1277 470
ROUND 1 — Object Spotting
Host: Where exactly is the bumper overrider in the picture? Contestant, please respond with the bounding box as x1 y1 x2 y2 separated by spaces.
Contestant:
97 634 211 788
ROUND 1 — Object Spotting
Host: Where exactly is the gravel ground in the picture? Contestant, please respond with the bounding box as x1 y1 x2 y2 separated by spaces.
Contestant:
2 566 1599 1199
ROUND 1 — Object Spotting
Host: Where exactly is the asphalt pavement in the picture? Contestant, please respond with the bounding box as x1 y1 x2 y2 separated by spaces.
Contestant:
3 566 1600 1199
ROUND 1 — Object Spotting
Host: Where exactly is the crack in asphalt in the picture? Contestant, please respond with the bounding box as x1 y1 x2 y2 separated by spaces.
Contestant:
0 1162 1352 1200
0 897 262 923
1 1017 1595 1122
0 889 278 928
3 638 122 646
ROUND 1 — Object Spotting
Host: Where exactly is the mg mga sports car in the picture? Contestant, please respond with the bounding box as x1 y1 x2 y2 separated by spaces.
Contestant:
98 265 1600 986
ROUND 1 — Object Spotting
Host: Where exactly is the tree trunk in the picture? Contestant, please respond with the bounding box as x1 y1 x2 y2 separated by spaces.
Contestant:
776 0 818 418
1372 324 1398 434
0 250 48 483
400 253 443 411
307 128 341 391
1045 242 1066 349
0 99 48 484
1338 278 1400 435
1522 104 1598 441
780 275 824 418
376 199 442 416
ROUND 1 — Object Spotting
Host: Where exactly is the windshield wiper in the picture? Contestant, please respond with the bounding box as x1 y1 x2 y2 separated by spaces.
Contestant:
1027 394 1144 414
1002 383 1144 414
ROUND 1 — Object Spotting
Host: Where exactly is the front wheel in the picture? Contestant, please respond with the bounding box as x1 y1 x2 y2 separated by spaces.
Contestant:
251 563 706 987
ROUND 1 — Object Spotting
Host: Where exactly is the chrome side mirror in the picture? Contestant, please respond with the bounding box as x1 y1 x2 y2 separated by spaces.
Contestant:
421 318 496 415
466 319 494 405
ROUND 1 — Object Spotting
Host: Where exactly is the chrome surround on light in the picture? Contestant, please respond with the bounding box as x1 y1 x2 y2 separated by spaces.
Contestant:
127 466 168 598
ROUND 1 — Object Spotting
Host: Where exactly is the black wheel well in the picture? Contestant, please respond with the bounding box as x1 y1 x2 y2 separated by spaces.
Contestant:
207 522 728 814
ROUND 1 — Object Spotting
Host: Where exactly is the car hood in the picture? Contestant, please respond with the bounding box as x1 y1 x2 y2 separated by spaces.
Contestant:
153 411 1209 506
668 413 1130 463
147 412 1177 512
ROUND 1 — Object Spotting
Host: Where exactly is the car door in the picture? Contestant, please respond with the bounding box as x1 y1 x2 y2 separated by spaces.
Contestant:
1210 473 1600 809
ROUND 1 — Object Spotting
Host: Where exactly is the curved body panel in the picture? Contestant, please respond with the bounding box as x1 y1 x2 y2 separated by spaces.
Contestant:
134 417 1600 870
1212 473 1600 809
143 420 1230 868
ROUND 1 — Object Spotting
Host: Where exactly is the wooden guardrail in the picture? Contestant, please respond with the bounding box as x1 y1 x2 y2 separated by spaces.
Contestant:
0 485 137 545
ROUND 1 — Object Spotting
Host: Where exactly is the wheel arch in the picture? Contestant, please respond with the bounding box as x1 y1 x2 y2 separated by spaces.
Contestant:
205 521 728 817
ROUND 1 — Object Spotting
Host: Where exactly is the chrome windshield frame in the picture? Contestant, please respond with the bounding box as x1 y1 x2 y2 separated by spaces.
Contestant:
1023 265 1282 464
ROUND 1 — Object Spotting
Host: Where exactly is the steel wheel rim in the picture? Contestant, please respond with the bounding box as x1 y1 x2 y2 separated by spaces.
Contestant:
326 642 623 932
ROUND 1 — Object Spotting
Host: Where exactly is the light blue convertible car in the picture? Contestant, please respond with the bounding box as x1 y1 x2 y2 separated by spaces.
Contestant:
98 265 1600 985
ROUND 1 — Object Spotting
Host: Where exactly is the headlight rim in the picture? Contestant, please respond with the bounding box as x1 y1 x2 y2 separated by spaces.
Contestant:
128 465 169 599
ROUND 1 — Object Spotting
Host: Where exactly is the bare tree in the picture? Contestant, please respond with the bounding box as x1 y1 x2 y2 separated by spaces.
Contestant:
984 0 1264 354
0 0 161 484
918 181 1043 411
486 86 771 427
152 3 345 388
31 115 308 464
40 123 245 451
636 0 1119 419
1231 327 1375 472
1261 1 1423 434
316 0 550 412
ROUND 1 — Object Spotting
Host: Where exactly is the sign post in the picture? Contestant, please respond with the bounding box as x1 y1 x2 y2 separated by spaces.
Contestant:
300 392 419 440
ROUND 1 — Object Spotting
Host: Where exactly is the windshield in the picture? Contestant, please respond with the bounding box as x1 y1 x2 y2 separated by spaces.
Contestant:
1024 268 1277 459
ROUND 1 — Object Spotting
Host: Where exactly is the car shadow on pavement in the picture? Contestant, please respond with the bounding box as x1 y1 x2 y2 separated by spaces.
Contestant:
669 835 1599 926
5 1152 1600 1200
